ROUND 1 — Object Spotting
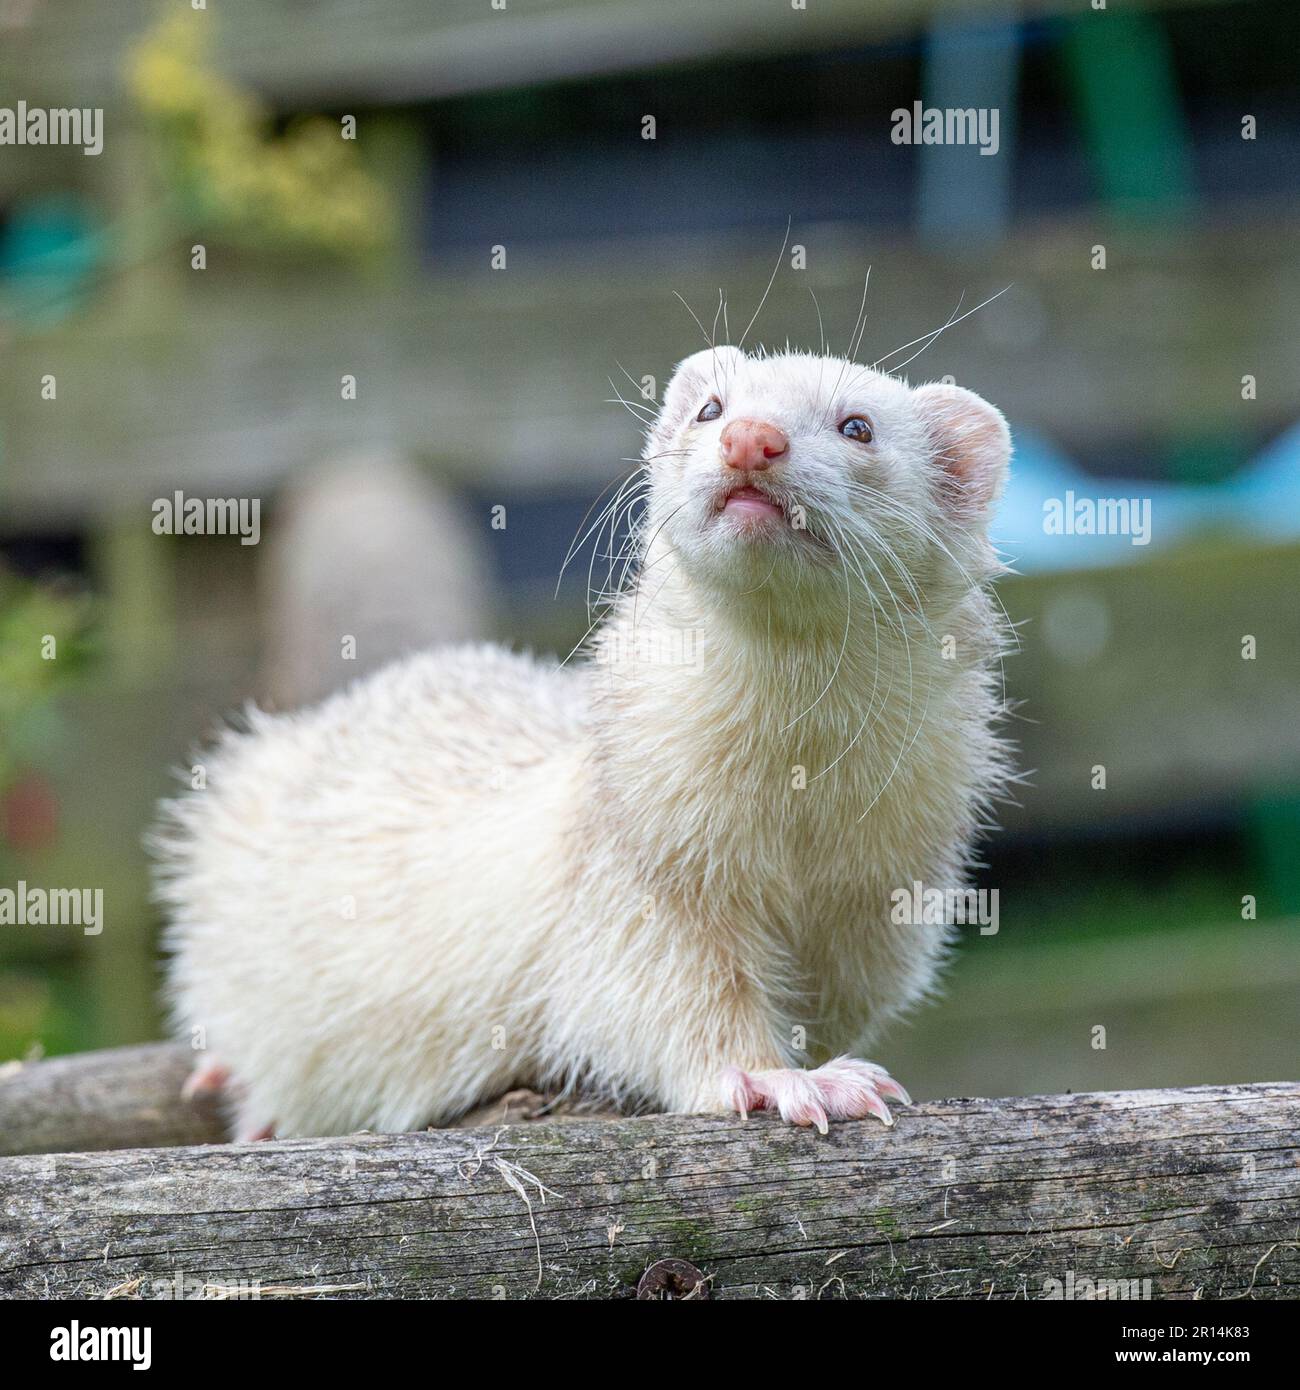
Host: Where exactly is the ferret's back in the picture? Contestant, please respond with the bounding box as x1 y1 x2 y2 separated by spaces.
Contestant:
152 644 588 1133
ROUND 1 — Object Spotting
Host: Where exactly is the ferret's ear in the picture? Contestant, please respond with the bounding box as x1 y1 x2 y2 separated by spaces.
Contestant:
912 382 1011 518
649 346 744 453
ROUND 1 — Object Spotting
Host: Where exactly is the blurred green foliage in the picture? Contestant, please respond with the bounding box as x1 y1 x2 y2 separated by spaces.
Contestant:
0 570 96 1060
0 569 94 792
128 12 392 260
0 963 89 1062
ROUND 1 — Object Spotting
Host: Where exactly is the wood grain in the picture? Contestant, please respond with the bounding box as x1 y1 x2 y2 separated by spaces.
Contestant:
0 1043 226 1158
1 1077 1295 1299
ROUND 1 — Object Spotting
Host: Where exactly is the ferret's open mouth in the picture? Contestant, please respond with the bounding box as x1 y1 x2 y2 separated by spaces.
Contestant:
719 485 785 523
715 484 834 557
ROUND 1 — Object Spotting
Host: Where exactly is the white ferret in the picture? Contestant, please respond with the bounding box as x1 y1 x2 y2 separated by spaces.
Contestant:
154 344 1013 1140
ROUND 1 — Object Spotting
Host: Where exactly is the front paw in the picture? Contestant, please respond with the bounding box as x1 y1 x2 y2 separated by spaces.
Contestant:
721 1056 910 1134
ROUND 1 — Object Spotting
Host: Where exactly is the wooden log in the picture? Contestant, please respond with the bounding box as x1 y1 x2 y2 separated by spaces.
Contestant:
0 1044 226 1157
0 1043 609 1159
0 1081 1295 1299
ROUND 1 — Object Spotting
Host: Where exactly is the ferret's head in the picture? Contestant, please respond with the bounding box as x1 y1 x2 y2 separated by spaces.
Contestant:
643 345 1010 618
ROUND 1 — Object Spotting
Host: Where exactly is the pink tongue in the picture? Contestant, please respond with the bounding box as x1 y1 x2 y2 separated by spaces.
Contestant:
724 492 782 519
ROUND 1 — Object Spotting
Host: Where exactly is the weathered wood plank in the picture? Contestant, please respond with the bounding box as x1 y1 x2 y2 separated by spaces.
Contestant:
0 1081 1295 1299
0 1044 226 1158
0 1043 607 1159
4 221 1297 522
1001 539 1300 827
2 0 1197 110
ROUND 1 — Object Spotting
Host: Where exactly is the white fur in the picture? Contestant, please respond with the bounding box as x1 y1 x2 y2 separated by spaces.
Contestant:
154 347 1014 1138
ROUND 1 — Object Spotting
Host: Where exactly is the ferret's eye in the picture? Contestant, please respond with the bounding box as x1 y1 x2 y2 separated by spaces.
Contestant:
839 415 873 443
696 398 723 423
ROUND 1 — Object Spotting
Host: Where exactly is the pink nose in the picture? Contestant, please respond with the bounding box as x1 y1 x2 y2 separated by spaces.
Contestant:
720 418 788 472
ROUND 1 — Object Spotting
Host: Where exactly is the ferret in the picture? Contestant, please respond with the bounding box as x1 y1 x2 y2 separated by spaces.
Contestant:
153 343 1013 1139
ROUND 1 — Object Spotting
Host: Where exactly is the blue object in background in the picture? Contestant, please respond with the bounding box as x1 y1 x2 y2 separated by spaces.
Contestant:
0 194 103 326
1227 420 1300 543
995 425 1300 573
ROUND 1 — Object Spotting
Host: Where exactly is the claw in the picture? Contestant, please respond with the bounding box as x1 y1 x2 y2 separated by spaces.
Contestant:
801 1101 830 1136
181 1060 230 1102
720 1065 754 1121
720 1057 909 1132
863 1091 894 1126
876 1077 911 1106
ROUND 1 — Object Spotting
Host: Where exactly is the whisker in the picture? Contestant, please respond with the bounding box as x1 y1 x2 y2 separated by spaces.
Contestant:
871 284 1012 375
672 289 716 350
592 478 652 622
605 380 657 424
579 475 651 621
812 520 893 781
818 266 872 429
613 358 657 412
556 464 648 599
629 499 691 640
737 218 791 351
847 266 874 363
847 530 926 820
777 530 853 735
844 479 1021 656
